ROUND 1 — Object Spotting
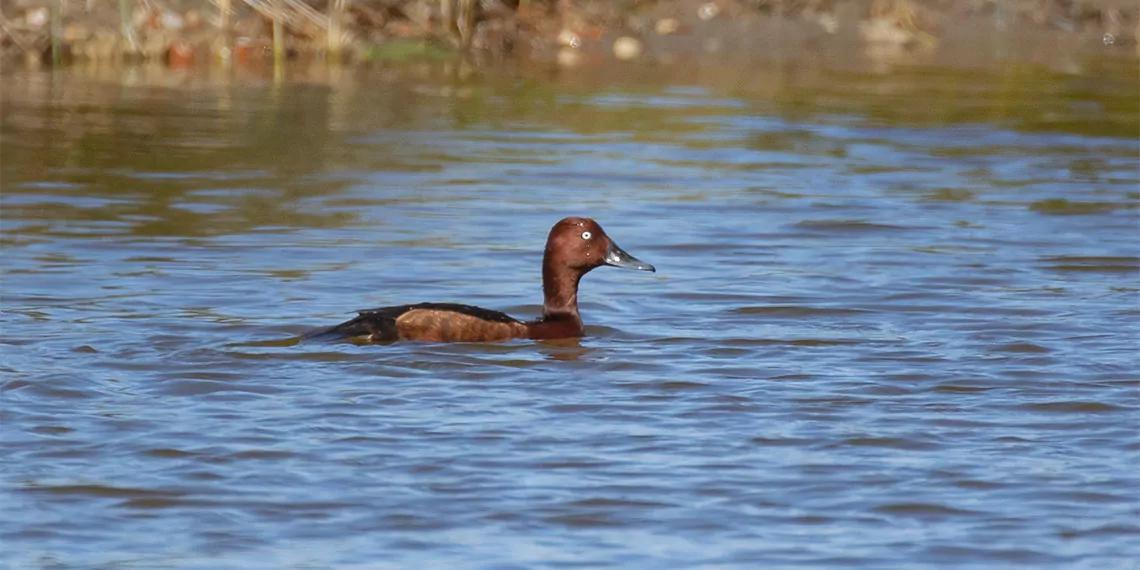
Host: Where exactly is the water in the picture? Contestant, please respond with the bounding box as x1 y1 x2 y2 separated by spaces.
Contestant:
2 58 1138 568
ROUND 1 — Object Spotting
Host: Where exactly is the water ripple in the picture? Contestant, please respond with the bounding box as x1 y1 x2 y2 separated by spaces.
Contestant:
2 63 1138 569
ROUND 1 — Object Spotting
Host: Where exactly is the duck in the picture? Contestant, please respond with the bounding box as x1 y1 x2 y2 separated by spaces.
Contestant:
303 217 655 343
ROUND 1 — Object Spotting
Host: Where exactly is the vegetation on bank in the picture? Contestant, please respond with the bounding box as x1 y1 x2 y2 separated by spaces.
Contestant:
1 0 1136 68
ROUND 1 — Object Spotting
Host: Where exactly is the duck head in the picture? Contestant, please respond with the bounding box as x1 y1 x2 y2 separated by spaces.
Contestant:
545 217 655 274
541 217 654 318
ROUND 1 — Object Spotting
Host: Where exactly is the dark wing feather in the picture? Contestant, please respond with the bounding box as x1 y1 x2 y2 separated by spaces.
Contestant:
302 302 520 342
301 305 406 341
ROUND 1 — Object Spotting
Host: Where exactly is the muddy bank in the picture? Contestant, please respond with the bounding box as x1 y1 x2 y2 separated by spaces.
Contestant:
1 0 1137 72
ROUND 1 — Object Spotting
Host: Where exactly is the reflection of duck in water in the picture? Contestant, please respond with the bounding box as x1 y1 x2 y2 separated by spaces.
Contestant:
303 217 655 343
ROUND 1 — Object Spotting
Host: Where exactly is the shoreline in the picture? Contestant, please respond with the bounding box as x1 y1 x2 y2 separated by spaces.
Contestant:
1 0 1137 73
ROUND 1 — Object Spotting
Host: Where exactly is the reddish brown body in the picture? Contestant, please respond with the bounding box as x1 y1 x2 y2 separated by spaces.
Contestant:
304 217 655 343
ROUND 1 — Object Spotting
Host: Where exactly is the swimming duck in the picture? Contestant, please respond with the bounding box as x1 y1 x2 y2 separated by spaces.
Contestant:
304 217 655 343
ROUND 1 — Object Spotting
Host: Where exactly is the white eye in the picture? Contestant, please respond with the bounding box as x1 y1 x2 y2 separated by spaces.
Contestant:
581 231 592 240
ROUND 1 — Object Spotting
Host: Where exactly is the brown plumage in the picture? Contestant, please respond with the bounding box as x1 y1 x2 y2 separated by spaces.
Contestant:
303 217 655 343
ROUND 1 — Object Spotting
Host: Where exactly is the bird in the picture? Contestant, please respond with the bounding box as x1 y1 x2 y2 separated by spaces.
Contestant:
302 217 655 343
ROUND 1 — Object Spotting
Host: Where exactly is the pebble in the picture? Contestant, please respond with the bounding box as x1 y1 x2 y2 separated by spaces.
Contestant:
655 18 680 35
698 2 720 21
557 28 581 48
160 10 185 30
612 36 642 60
25 7 48 28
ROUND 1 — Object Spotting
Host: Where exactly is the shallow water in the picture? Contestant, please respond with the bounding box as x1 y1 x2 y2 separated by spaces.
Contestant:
2 58 1139 568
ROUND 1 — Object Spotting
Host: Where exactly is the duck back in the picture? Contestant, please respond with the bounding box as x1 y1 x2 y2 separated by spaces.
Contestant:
304 302 526 343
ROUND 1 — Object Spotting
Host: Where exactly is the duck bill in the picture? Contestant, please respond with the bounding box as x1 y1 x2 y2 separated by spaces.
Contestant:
603 241 656 272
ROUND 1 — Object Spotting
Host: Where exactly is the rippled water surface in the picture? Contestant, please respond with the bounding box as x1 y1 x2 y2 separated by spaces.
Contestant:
2 59 1139 568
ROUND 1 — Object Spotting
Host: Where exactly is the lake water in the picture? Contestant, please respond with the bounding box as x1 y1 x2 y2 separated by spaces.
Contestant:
2 57 1138 568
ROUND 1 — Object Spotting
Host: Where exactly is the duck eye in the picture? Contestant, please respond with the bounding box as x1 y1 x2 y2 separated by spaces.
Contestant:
581 231 592 240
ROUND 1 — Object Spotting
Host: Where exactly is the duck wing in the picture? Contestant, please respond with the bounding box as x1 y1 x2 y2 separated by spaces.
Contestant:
303 302 523 342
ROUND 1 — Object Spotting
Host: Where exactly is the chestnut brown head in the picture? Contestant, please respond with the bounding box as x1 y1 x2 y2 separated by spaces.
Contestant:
543 217 655 275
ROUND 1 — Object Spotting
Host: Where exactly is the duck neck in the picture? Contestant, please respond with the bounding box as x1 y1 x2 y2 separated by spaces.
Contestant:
542 262 582 322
